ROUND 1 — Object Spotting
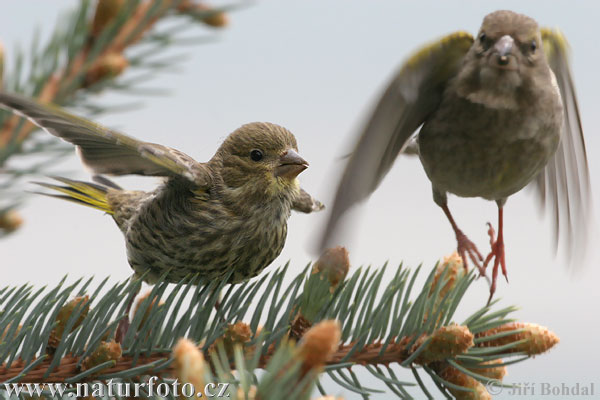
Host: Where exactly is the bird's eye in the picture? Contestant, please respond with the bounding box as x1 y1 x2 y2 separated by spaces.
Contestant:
530 40 537 52
479 33 487 43
250 149 263 161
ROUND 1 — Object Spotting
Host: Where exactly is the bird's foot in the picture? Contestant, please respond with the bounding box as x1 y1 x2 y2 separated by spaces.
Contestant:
483 222 507 304
116 316 130 344
455 229 485 276
116 290 137 344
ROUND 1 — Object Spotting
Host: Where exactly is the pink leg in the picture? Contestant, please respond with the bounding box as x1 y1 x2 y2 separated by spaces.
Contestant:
116 291 137 344
440 203 485 276
483 206 508 304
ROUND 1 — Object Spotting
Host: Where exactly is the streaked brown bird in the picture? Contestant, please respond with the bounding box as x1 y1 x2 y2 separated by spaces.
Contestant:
320 10 591 302
0 92 324 285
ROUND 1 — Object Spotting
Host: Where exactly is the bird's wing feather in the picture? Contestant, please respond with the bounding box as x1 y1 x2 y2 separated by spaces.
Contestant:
320 32 474 248
292 187 325 213
0 92 212 188
531 29 592 264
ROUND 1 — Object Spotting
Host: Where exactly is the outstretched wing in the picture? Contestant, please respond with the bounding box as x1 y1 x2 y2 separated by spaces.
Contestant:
0 92 212 188
531 29 592 264
320 32 474 249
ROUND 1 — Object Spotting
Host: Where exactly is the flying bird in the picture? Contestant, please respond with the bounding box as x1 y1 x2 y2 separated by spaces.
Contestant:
0 92 324 285
320 10 591 302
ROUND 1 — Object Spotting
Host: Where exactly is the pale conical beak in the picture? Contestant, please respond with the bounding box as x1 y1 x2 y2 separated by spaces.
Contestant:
493 35 517 69
274 149 308 179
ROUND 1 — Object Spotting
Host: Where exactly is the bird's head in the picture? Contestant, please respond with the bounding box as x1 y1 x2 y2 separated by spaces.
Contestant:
456 10 550 109
213 122 308 204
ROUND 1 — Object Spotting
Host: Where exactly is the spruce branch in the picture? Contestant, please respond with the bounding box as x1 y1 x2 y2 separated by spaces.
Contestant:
0 253 560 399
0 0 236 236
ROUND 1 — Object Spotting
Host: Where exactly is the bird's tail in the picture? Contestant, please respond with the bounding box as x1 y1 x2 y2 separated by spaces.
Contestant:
33 176 114 214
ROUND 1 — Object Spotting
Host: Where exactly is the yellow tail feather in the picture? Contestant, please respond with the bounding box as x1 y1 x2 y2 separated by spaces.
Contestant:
34 176 114 214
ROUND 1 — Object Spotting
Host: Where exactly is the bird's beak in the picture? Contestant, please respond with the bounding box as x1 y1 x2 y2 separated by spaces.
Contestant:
492 35 517 69
274 149 308 179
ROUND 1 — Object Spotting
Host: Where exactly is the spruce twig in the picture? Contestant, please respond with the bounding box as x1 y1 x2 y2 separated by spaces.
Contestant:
0 254 560 399
0 0 236 236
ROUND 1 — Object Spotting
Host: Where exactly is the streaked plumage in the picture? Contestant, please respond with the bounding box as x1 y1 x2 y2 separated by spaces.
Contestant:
321 11 591 301
0 92 324 284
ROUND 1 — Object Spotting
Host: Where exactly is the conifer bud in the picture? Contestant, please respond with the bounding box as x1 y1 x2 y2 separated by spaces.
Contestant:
92 0 125 38
312 246 350 291
177 1 228 28
415 324 473 364
84 52 128 87
0 210 23 233
297 320 341 375
133 290 164 330
48 296 90 349
425 252 467 323
209 321 253 357
82 340 122 373
476 322 559 356
438 365 491 400
466 359 507 381
432 252 467 296
173 338 206 397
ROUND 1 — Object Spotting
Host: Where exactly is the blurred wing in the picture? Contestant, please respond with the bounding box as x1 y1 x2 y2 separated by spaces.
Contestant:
320 32 474 248
531 29 592 264
292 187 325 214
0 92 212 188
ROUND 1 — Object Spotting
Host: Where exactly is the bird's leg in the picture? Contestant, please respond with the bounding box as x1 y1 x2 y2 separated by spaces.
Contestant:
116 293 135 344
483 205 508 304
116 283 142 344
439 202 485 275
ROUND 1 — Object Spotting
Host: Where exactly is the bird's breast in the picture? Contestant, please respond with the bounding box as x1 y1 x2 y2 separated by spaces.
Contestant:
418 95 561 201
124 186 291 284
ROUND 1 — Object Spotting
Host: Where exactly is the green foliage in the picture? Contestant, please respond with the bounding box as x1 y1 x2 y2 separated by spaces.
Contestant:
0 0 232 226
0 262 542 399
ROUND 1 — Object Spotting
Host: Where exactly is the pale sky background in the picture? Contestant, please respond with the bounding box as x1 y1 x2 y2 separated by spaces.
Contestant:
2 1 599 399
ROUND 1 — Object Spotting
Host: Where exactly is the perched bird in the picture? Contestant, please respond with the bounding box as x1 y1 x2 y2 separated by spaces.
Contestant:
321 10 591 301
0 92 324 285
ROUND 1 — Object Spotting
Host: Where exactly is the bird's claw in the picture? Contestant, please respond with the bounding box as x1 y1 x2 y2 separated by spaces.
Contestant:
486 222 495 247
116 316 130 344
483 224 507 304
455 230 486 277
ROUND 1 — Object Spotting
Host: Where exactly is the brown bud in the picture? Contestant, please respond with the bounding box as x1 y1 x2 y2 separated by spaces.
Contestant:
297 320 341 375
177 1 228 28
84 52 128 87
437 364 491 400
223 321 253 346
133 290 165 330
289 313 312 342
92 0 126 38
424 252 467 324
414 324 474 365
431 252 466 296
465 359 507 381
82 340 122 373
173 338 206 397
0 210 23 233
209 321 253 357
476 322 559 356
313 246 350 291
48 296 90 349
